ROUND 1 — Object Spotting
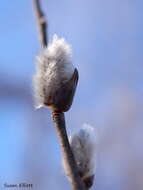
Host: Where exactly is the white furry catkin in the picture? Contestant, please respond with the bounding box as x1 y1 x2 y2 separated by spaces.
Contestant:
63 124 96 188
33 34 75 109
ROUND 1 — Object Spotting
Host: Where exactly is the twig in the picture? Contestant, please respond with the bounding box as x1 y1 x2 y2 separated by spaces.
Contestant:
32 1 87 190
52 112 86 190
33 0 48 47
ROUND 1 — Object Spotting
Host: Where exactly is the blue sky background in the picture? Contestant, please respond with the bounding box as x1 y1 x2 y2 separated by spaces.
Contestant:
0 0 143 189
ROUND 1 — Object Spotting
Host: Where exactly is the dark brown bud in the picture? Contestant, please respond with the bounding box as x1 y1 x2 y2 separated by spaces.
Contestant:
82 175 95 189
45 68 78 112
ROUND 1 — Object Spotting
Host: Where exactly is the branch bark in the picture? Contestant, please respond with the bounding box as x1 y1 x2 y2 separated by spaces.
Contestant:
52 112 86 190
33 0 48 47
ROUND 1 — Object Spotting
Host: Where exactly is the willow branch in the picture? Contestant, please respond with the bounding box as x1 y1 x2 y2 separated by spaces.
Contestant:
52 112 86 190
32 1 87 190
33 0 48 47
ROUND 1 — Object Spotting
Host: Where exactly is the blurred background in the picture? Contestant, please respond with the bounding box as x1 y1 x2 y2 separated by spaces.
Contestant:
0 0 143 189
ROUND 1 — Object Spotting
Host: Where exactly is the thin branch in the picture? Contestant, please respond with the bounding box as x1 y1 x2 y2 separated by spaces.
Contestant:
32 1 87 190
33 0 48 47
52 112 87 190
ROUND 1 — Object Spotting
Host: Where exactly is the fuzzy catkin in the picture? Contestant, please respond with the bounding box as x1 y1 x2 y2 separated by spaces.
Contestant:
33 34 75 109
63 124 96 186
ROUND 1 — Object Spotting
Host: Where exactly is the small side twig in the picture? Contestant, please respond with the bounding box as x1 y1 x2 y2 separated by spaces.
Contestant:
33 0 48 47
52 112 86 190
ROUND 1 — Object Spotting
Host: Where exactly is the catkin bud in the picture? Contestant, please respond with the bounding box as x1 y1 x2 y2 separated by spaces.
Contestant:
33 34 78 112
63 124 96 188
